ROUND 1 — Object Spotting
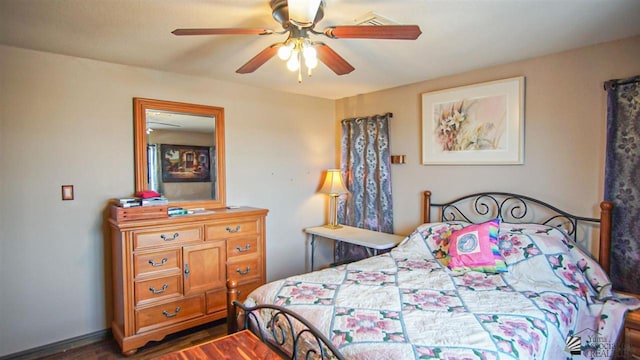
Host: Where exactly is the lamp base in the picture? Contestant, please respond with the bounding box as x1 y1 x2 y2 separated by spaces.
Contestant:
323 224 343 229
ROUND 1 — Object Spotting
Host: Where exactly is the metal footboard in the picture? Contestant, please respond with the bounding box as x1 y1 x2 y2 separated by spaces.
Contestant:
232 300 345 360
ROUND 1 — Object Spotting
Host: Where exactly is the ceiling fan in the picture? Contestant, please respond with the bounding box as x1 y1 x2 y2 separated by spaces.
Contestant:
172 0 422 81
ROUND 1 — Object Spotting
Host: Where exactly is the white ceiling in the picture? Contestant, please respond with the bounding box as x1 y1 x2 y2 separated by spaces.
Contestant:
1 0 639 100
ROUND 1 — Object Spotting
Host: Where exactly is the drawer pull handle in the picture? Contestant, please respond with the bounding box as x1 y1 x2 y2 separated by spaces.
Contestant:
236 244 251 252
148 258 168 267
160 233 179 241
162 307 181 318
184 263 190 279
149 284 168 294
226 226 241 233
236 266 251 275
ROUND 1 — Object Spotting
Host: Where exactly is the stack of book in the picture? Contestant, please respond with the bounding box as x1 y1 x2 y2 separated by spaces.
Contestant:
115 197 142 208
141 196 169 207
111 199 168 222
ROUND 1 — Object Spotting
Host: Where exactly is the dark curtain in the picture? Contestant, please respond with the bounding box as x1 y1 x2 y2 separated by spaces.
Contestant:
336 113 394 263
604 75 640 293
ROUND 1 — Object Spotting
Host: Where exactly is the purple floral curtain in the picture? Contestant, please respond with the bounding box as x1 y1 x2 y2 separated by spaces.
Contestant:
336 113 394 263
604 75 640 293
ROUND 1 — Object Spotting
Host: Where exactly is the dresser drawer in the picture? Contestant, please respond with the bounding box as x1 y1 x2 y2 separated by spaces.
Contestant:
236 279 263 302
135 296 205 334
206 218 258 239
227 257 261 284
206 280 262 315
134 249 181 277
134 226 203 249
134 275 182 306
227 237 259 258
206 287 227 315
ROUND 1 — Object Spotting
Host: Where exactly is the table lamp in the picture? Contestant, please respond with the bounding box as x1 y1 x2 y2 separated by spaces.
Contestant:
318 169 348 229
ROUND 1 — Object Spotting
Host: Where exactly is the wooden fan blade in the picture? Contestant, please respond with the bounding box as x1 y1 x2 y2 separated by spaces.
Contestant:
172 28 273 36
315 43 355 76
236 43 282 74
323 25 421 40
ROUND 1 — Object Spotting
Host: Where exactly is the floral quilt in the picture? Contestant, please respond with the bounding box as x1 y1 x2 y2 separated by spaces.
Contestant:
245 222 640 359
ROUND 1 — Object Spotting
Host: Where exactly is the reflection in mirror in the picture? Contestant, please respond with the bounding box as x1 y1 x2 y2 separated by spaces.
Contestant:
146 111 216 200
134 98 226 209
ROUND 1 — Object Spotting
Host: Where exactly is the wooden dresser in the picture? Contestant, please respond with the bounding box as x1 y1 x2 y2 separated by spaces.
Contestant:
109 206 268 355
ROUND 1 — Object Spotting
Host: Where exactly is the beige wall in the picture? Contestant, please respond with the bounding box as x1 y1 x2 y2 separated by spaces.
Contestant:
0 45 335 356
337 36 640 242
1 35 639 356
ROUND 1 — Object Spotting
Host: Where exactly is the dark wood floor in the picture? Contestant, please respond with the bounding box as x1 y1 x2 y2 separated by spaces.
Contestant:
36 320 227 360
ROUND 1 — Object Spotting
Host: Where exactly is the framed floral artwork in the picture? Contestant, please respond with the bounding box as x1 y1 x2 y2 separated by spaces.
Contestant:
421 77 525 165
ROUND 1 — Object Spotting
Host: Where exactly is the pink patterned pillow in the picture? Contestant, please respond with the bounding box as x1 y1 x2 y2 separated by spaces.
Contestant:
448 219 507 273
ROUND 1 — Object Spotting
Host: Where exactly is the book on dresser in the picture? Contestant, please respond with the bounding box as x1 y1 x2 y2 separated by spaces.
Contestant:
167 207 189 216
115 197 142 208
141 196 169 206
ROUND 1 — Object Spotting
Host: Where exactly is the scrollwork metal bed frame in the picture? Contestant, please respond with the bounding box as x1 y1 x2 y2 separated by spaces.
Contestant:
422 191 612 273
226 190 613 359
229 295 345 360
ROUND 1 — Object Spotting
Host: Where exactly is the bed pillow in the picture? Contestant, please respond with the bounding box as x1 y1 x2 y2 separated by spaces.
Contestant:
412 221 468 266
447 218 507 273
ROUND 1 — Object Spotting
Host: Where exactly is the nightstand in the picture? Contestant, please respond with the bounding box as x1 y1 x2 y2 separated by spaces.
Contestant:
615 291 640 359
624 305 640 358
304 225 405 271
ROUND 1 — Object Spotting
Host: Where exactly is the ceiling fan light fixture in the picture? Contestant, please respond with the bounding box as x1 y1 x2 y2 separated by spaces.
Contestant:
288 0 322 27
305 55 318 69
280 37 318 81
303 41 317 69
302 41 316 59
286 53 300 71
277 41 294 60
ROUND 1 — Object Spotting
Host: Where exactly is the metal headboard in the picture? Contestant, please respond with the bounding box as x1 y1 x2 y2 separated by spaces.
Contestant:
422 191 613 272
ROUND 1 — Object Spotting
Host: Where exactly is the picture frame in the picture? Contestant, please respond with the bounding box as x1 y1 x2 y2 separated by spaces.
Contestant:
160 144 212 183
421 76 525 165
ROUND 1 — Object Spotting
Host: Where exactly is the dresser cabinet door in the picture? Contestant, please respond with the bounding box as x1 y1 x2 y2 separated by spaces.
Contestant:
182 241 226 296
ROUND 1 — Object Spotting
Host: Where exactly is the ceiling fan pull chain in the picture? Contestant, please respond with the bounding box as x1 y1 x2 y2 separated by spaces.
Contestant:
297 51 303 83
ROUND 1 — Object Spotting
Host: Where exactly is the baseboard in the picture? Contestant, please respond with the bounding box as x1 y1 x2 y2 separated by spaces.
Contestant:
0 328 112 360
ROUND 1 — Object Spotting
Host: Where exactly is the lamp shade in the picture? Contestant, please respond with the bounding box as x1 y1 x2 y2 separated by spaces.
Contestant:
288 0 322 26
318 169 348 195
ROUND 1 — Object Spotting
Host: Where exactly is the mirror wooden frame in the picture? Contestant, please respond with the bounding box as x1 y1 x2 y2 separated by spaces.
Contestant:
133 98 226 209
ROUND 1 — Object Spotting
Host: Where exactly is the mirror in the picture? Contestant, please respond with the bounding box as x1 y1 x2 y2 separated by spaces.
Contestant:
134 98 226 209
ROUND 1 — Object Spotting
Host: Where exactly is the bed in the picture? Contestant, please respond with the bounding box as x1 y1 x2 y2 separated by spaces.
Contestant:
226 191 639 359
